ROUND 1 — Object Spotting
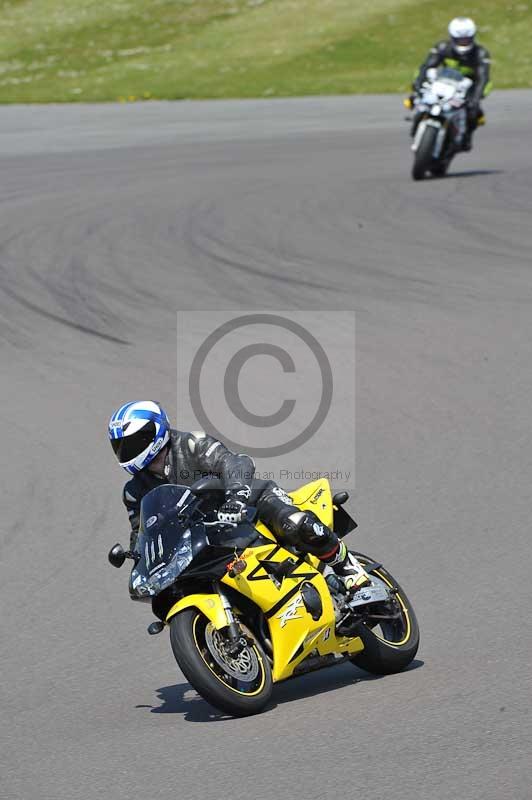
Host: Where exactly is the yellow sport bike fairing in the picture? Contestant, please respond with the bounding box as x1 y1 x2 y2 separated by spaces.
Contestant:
113 478 420 717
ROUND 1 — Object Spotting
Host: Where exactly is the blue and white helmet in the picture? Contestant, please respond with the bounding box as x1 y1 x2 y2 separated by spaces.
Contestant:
108 400 170 475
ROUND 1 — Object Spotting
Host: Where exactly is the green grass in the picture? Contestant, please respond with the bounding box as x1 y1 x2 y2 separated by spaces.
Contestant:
0 0 531 102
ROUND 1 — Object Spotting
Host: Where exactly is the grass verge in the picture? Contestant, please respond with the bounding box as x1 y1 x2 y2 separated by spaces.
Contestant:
0 0 530 102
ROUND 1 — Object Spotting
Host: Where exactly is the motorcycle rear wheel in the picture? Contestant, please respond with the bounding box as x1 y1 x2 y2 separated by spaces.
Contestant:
170 609 273 717
349 552 420 675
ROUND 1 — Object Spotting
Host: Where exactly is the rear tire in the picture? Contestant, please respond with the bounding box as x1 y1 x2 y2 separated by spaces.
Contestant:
170 609 273 717
349 553 420 675
412 125 438 181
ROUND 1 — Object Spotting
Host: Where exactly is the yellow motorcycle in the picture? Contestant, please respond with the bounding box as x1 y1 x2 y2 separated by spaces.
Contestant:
108 477 419 716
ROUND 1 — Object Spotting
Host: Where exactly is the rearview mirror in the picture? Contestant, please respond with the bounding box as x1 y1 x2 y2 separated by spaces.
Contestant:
108 543 126 568
333 492 349 506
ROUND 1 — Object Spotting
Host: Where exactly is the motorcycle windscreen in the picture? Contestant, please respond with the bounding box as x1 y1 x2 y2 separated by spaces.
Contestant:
438 67 464 83
129 484 199 597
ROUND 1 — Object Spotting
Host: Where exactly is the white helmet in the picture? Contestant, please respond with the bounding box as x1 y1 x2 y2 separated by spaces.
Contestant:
448 17 477 55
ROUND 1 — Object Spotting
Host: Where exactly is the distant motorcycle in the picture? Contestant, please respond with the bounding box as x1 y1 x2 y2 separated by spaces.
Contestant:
406 67 474 180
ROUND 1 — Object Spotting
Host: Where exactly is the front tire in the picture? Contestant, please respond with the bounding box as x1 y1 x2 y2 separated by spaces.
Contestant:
412 124 438 181
349 553 420 675
430 164 447 177
170 609 273 717
431 155 452 177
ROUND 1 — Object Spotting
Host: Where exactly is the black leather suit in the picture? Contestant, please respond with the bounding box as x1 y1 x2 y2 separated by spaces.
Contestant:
413 40 491 127
122 430 339 558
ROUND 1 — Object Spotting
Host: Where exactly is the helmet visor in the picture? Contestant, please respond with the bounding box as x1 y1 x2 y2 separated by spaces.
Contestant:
111 421 157 463
453 36 473 48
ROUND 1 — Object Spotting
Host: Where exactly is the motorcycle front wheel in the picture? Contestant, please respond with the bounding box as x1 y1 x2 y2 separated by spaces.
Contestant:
431 156 452 177
170 609 273 716
349 552 420 675
412 124 438 181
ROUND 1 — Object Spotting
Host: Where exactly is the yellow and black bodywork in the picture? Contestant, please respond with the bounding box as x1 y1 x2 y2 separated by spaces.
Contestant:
165 479 364 682
113 476 420 715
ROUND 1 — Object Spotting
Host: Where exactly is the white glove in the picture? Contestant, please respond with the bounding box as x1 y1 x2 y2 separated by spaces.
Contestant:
218 499 247 525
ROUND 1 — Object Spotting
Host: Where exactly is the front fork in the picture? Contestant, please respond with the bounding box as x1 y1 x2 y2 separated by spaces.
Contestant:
216 583 246 656
434 122 448 158
411 117 447 159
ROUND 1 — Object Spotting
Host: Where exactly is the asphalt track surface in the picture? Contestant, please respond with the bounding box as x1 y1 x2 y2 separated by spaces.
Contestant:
2 91 532 800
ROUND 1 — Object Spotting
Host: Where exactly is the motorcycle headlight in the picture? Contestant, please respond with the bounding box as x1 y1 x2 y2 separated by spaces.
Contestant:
431 104 441 115
130 530 193 596
131 574 155 597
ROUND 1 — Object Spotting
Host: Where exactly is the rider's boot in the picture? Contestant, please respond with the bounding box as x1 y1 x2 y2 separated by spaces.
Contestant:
462 130 473 151
463 108 483 152
324 541 371 591
279 510 370 592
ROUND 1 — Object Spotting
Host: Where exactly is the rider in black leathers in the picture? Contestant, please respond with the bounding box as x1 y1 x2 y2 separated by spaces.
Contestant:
412 17 491 150
109 402 368 590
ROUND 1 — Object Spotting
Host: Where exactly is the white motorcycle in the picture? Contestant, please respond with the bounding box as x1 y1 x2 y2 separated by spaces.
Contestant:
408 67 473 181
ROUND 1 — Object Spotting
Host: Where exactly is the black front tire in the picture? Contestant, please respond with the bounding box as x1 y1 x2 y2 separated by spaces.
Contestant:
349 553 420 675
431 155 452 177
170 609 273 717
412 125 438 181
